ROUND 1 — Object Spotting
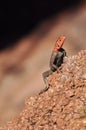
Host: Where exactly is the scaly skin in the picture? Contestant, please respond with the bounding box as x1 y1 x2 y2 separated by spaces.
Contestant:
39 36 66 94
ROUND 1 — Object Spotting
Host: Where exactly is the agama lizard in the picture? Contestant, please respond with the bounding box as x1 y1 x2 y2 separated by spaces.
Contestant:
42 36 66 90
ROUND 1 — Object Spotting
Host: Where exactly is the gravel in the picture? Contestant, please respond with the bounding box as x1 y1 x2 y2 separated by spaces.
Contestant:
0 50 86 130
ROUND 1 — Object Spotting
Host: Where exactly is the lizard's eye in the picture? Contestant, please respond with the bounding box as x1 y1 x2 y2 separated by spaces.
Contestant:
57 44 60 47
57 42 61 47
54 44 60 51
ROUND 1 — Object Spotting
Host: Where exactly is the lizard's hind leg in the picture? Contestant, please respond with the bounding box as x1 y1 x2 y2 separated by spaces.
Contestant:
42 70 53 89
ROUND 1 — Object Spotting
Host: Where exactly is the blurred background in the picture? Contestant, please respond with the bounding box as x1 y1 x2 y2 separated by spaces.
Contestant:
0 0 86 126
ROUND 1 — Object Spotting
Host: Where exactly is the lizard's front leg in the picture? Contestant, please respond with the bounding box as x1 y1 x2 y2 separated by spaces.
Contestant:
39 70 53 94
42 70 53 88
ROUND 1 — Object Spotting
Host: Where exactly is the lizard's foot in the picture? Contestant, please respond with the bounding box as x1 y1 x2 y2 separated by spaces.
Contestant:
39 86 49 95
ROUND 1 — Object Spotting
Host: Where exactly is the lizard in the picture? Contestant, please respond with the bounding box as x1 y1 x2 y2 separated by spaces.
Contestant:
39 36 66 94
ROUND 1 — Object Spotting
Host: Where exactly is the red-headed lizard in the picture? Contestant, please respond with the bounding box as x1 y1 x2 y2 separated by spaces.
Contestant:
39 36 66 94
42 36 66 90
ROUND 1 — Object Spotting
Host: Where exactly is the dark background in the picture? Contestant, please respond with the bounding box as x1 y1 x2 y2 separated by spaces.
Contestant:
0 0 82 49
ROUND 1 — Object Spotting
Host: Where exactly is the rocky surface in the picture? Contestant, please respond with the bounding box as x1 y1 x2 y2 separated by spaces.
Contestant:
0 50 86 130
0 3 86 125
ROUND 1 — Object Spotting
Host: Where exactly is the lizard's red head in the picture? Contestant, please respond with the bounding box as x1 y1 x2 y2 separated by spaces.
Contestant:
53 36 66 52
